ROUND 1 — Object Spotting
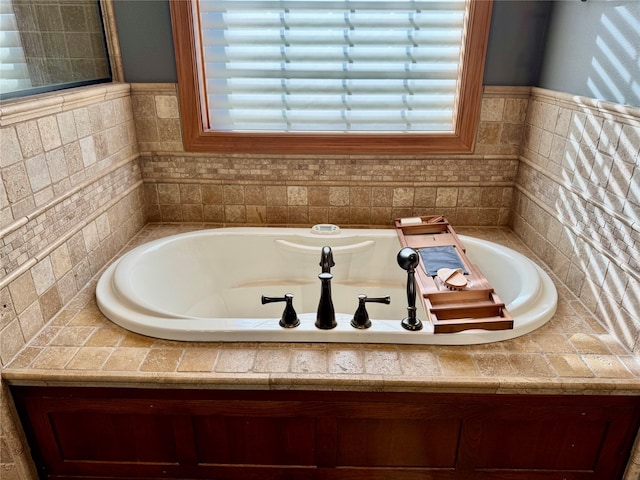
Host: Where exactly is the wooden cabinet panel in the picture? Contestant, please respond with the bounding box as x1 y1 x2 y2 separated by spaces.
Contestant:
463 402 640 479
10 387 640 480
471 417 608 470
49 412 178 463
335 418 461 468
193 415 316 466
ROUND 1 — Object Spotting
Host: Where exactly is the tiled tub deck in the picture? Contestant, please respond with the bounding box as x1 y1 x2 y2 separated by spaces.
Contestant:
3 224 640 478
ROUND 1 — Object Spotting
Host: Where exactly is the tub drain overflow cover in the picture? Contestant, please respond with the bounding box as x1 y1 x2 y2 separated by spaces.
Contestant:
310 224 341 235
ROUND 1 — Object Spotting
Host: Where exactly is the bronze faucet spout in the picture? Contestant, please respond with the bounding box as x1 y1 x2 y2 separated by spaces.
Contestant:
319 245 335 273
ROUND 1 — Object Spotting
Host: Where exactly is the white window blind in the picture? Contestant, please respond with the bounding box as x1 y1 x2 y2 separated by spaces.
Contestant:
198 0 467 133
0 0 32 95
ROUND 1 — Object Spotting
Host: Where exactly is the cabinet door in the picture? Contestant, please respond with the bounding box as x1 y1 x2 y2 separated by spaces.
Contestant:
21 397 185 478
17 393 322 479
458 401 640 479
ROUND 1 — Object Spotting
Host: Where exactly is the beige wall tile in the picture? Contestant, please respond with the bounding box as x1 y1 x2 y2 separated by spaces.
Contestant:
56 111 78 145
158 183 180 204
16 120 43 158
18 302 44 341
202 185 223 205
0 127 23 167
179 184 201 204
8 272 37 315
82 222 99 253
266 186 287 205
224 204 246 223
37 116 62 151
481 97 505 122
0 288 17 332
504 98 528 124
155 95 179 119
182 204 203 222
478 122 500 144
287 186 307 206
31 259 55 296
288 206 308 224
73 108 92 138
3 163 31 203
329 186 349 206
392 187 414 207
46 147 68 183
203 204 224 222
62 141 83 174
435 187 458 208
308 186 329 206
79 136 96 166
223 185 244 204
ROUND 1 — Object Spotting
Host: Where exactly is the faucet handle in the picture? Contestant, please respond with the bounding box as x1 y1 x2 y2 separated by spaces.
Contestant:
261 293 300 328
350 294 391 329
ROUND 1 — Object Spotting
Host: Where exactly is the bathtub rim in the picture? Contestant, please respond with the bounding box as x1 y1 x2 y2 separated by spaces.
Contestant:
96 227 558 345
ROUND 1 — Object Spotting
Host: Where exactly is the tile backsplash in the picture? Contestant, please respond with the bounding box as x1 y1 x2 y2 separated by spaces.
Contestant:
133 84 528 227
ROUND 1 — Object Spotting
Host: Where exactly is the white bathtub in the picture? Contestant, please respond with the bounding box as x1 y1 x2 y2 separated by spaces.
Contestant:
96 227 557 344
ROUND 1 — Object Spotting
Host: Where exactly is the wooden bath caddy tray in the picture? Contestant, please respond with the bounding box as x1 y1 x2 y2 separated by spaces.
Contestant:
395 215 513 334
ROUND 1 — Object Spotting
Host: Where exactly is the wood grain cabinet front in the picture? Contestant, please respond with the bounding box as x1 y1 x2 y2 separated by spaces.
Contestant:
10 387 640 480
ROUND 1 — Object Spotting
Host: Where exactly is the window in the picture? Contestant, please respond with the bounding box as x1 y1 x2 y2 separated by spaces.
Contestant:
171 0 492 153
0 0 111 100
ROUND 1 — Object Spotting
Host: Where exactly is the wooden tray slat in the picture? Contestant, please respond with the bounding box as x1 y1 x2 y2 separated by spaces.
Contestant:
430 303 505 320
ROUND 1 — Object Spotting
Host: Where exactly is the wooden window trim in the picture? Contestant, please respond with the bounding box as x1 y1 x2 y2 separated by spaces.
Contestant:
170 0 493 154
